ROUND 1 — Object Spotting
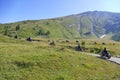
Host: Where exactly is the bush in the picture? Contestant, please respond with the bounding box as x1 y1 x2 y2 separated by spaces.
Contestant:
81 41 85 50
89 47 102 54
56 76 64 80
13 61 34 68
94 47 101 54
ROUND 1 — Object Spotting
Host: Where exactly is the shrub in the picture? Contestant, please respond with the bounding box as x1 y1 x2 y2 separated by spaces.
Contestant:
13 61 34 68
89 47 102 54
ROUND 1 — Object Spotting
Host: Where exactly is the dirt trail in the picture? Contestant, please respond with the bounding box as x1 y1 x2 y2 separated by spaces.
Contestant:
85 53 120 65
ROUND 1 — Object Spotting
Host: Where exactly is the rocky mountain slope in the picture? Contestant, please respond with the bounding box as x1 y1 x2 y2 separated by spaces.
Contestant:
75 11 120 39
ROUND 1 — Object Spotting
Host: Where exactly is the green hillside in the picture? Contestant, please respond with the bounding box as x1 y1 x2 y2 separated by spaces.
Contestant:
0 36 120 80
0 16 80 39
1 11 120 41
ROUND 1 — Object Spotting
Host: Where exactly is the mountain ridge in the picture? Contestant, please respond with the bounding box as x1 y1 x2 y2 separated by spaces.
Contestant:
0 11 120 41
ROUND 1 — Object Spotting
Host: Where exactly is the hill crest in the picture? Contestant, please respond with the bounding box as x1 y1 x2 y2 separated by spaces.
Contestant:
0 11 120 41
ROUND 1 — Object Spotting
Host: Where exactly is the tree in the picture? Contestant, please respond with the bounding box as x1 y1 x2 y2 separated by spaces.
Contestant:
37 29 44 35
36 28 50 36
4 26 10 35
4 28 8 35
16 24 20 31
45 31 50 35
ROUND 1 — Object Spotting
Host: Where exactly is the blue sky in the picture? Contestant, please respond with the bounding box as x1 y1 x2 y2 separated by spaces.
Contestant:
0 0 120 23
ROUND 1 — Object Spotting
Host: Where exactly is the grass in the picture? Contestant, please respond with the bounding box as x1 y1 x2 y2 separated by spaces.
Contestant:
0 36 120 80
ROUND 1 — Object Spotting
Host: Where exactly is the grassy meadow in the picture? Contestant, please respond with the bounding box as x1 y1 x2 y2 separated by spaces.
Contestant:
0 36 120 80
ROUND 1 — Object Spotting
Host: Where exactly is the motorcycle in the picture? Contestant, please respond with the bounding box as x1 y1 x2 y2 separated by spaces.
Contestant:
100 52 111 59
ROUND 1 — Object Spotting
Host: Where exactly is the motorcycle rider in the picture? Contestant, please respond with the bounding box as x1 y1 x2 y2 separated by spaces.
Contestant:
101 47 109 57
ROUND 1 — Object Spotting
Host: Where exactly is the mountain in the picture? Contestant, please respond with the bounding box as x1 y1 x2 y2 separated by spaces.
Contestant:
0 11 120 41
77 11 120 40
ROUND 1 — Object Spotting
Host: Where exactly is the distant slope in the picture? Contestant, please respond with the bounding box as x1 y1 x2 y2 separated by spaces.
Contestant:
0 11 120 40
77 11 120 39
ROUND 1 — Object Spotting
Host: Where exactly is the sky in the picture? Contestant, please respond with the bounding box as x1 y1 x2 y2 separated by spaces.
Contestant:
0 0 120 23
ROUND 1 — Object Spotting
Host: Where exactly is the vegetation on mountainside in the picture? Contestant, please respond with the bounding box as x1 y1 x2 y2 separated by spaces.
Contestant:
0 17 80 39
0 11 120 41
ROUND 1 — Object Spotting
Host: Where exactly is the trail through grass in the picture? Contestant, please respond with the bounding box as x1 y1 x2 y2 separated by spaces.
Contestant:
0 37 120 80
